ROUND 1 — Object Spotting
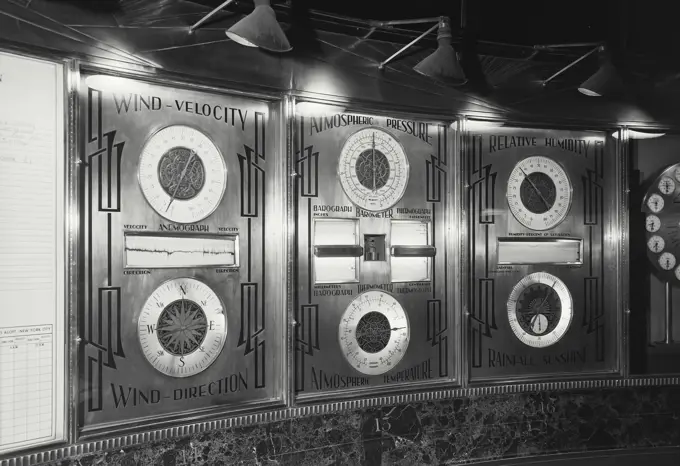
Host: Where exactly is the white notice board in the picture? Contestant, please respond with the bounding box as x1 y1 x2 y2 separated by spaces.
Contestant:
0 50 66 455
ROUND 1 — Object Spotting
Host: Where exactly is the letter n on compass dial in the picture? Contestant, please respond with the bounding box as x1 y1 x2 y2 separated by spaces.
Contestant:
506 156 573 230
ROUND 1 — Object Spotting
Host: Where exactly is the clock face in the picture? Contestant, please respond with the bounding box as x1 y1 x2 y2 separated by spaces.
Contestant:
506 156 572 231
138 278 227 378
507 272 573 348
337 127 409 212
338 290 409 376
138 125 227 224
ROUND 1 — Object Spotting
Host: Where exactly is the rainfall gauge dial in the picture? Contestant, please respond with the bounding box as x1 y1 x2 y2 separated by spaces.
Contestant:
138 125 227 224
338 290 409 376
138 278 227 378
643 162 680 285
506 156 572 231
337 127 410 212
506 272 573 348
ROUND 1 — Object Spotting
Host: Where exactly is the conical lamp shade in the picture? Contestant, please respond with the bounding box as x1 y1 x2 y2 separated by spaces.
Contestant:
578 62 619 97
414 19 466 85
226 0 291 53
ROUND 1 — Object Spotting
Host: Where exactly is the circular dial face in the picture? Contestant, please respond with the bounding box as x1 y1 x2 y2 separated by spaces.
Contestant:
337 127 410 212
506 156 572 231
647 194 664 213
648 235 665 253
138 278 227 378
659 252 676 270
659 176 676 195
506 272 573 348
675 266 680 281
138 125 227 224
338 290 409 375
674 167 680 183
645 215 661 233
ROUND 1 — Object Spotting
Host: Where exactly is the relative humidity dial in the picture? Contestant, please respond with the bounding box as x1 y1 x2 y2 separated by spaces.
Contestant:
506 272 573 348
138 278 227 377
138 125 227 224
337 127 410 212
506 156 572 231
338 290 409 376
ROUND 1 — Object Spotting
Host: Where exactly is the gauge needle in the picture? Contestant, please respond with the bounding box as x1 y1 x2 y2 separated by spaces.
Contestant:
166 150 197 212
371 132 376 193
536 281 557 314
519 167 551 210
391 327 406 331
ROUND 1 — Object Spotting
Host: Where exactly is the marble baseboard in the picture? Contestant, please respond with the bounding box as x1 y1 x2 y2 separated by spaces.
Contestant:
58 387 680 466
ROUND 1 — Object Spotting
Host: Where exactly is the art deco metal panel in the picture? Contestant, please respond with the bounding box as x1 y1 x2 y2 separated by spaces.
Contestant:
77 70 286 437
292 100 457 402
464 123 621 383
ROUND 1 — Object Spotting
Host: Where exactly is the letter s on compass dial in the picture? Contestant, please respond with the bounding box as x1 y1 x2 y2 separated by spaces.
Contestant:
338 127 409 212
506 156 572 231
138 278 227 378
338 290 409 376
138 125 227 224
506 272 573 348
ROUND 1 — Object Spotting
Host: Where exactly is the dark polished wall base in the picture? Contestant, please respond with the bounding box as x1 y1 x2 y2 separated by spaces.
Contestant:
60 386 680 466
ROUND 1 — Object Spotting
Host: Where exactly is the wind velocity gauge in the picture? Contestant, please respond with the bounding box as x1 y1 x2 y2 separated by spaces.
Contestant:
138 278 227 378
338 127 409 212
338 291 410 375
507 156 572 230
138 125 227 224
506 272 573 348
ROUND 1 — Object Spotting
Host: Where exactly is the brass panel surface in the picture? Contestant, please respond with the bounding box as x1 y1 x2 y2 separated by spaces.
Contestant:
292 103 456 400
465 124 620 382
77 72 285 436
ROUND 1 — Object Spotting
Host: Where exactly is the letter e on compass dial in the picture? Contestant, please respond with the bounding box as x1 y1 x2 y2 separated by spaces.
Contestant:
138 278 227 378
506 272 573 348
338 290 410 376
506 156 572 231
337 127 410 212
138 125 227 224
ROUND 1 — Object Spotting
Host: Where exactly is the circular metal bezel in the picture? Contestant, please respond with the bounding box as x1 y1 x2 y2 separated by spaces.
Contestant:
137 124 227 224
337 126 410 213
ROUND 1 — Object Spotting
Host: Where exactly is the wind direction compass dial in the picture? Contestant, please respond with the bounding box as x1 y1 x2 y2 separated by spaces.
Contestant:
338 290 409 376
138 278 227 378
507 272 573 348
338 127 410 212
507 156 572 230
138 125 227 224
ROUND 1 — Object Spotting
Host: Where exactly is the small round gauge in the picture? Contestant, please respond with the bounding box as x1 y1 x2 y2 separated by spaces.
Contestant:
338 290 409 375
647 194 665 213
645 215 661 233
337 127 410 212
506 272 573 348
138 278 227 378
674 167 680 183
138 125 227 224
659 252 676 270
659 176 676 195
506 156 572 231
675 267 680 281
648 235 665 253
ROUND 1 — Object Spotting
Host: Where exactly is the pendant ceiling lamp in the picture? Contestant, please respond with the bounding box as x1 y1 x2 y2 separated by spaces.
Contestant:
189 0 292 53
375 16 466 86
413 18 467 85
578 62 619 97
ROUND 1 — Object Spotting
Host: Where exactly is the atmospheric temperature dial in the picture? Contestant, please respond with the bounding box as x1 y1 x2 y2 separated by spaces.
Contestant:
645 215 661 233
338 290 409 375
138 278 227 378
648 235 665 253
646 194 664 213
659 252 676 270
138 125 227 224
338 127 409 212
506 272 573 348
506 156 572 231
659 176 676 195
